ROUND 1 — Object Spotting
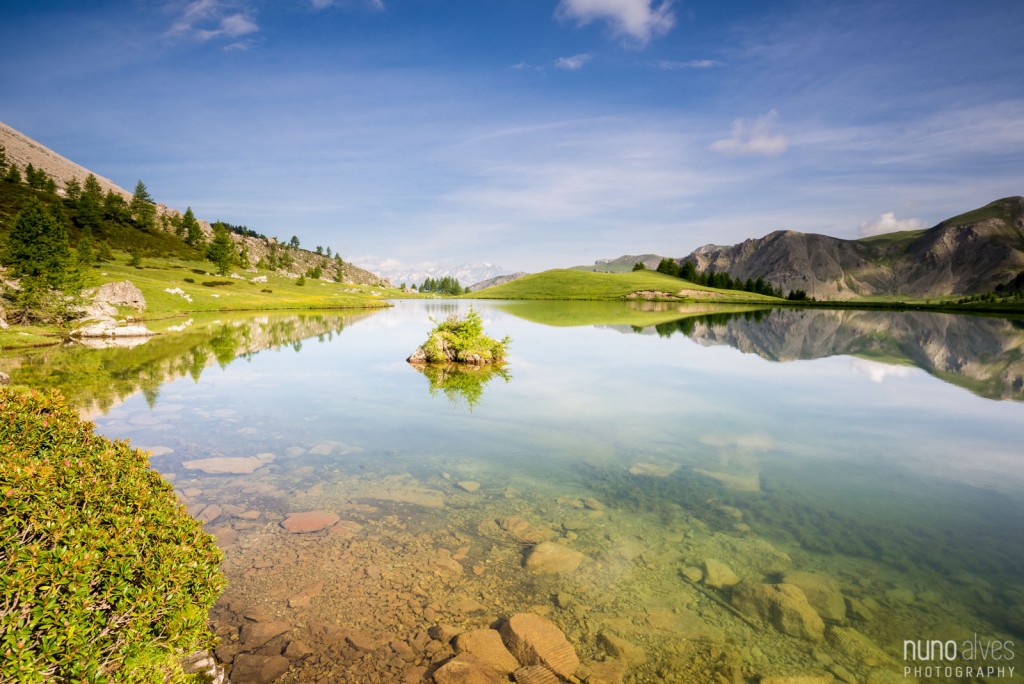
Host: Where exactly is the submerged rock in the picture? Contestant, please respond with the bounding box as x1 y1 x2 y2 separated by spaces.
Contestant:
500 613 580 680
280 510 340 533
731 582 825 642
782 571 847 623
230 654 290 684
454 629 520 673
500 516 555 544
182 453 274 474
433 652 506 684
702 558 740 589
524 541 585 574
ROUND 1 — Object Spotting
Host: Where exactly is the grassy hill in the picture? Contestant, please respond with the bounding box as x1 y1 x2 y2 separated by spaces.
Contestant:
469 268 783 302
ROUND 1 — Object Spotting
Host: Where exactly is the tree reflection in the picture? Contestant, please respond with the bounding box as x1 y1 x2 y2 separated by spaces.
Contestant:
410 362 511 411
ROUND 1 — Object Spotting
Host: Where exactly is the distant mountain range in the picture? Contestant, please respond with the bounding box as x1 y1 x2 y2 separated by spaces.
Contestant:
583 197 1024 299
377 262 511 289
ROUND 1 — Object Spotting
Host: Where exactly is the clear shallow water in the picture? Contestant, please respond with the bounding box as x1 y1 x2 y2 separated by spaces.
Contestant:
8 302 1024 682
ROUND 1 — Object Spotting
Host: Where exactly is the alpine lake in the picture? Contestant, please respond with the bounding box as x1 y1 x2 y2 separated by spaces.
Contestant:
4 300 1024 684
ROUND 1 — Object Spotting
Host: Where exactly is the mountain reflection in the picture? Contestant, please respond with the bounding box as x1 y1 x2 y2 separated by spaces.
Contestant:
0 311 382 416
623 307 1024 402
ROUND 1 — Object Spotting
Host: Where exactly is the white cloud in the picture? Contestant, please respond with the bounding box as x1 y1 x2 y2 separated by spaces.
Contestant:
310 0 385 10
849 358 915 383
168 1 259 42
655 59 721 70
511 62 545 73
556 0 675 46
710 109 790 157
554 53 594 71
858 212 925 237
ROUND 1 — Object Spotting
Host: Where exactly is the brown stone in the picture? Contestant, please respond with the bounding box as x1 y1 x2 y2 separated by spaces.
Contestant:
597 632 646 666
432 652 507 684
230 654 290 684
280 510 339 533
454 629 519 673
197 504 223 524
731 583 825 642
499 516 555 544
500 613 579 679
783 571 847 623
523 542 585 575
702 558 739 589
513 665 560 683
239 621 291 649
182 455 273 475
283 640 313 659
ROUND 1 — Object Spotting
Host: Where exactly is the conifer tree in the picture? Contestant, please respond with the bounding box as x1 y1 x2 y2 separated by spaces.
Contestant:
130 180 156 231
206 222 235 275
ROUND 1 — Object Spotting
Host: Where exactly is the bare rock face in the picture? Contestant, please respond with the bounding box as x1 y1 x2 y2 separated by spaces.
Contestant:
500 613 580 680
453 629 520 674
280 510 340 533
512 665 560 683
731 582 825 642
94 280 147 310
523 541 585 575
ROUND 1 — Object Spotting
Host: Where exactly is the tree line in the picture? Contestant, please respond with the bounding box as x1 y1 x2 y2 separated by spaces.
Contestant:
418 276 467 295
635 257 811 300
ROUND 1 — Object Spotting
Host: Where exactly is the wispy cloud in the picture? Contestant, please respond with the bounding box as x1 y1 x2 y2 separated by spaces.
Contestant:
167 0 259 43
511 62 546 73
710 109 789 157
655 59 721 70
858 212 925 237
309 0 386 11
554 53 594 71
556 0 675 47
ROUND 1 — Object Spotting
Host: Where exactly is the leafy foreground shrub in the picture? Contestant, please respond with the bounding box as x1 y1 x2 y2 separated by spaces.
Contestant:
411 307 510 365
0 387 225 682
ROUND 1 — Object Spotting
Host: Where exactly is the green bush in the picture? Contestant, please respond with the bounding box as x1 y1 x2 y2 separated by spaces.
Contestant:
418 307 510 364
0 388 225 682
200 280 233 288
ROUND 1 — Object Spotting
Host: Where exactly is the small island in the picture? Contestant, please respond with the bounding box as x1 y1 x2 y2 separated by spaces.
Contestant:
407 307 510 366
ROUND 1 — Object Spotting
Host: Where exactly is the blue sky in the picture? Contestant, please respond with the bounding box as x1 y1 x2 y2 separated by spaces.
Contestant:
2 0 1023 275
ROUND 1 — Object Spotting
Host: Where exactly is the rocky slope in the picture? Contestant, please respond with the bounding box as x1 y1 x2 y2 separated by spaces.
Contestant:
0 121 390 287
467 272 529 292
684 198 1024 299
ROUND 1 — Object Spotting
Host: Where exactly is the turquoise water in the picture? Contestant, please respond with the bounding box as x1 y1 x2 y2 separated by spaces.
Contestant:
21 301 1024 682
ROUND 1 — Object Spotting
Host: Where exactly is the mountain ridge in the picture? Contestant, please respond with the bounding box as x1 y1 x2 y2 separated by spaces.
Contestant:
0 121 391 287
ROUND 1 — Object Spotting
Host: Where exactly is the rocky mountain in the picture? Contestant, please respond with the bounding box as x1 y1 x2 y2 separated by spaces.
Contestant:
683 198 1024 299
0 121 390 287
467 272 529 292
571 254 667 273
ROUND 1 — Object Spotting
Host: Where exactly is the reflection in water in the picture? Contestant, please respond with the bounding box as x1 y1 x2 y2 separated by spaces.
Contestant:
0 310 382 416
504 303 1024 402
410 361 511 410
8 300 1024 682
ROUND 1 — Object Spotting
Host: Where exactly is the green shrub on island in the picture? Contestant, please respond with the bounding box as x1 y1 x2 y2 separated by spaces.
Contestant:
0 387 225 682
409 307 510 365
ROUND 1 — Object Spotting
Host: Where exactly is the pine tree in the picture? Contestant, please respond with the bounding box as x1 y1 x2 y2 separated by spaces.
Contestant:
206 223 235 275
182 207 203 246
3 165 21 184
130 180 156 231
3 197 71 288
77 174 104 231
64 177 82 202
